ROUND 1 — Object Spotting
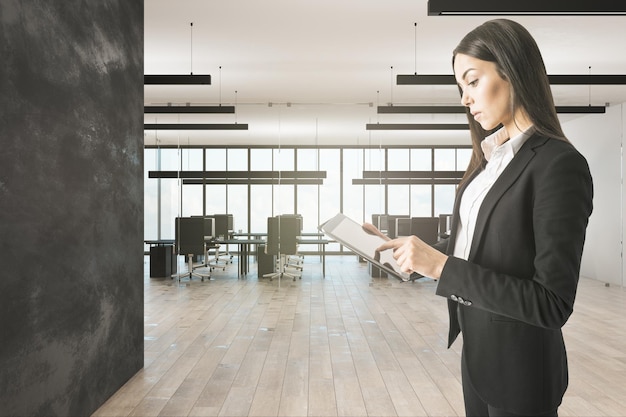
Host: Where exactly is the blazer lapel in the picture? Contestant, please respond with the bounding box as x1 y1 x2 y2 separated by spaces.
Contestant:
467 134 549 259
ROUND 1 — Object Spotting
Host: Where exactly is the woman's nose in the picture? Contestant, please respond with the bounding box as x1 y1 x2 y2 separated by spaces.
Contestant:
461 89 472 107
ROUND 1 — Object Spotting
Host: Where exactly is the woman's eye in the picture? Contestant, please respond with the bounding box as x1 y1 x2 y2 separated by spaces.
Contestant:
468 79 478 87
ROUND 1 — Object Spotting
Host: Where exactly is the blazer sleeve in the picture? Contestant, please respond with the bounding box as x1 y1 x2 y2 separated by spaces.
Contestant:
436 145 593 329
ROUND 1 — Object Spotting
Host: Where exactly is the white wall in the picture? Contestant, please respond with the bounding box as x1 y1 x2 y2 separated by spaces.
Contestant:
563 104 625 286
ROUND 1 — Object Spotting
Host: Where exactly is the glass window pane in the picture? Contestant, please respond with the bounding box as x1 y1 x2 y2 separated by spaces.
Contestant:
411 149 432 170
144 149 158 243
251 149 272 171
182 184 203 217
388 185 409 215
160 179 180 239
206 148 226 170
365 184 386 223
319 149 341 251
434 184 456 217
457 148 472 171
297 149 318 171
364 148 384 171
435 148 456 171
205 185 226 215
160 149 180 171
181 149 202 170
228 148 247 171
274 184 294 215
228 185 248 233
343 149 364 223
250 185 273 232
410 185 431 217
388 148 409 170
297 185 319 232
274 148 294 171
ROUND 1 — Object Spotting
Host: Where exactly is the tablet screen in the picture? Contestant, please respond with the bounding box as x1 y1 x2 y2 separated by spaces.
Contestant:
319 213 410 281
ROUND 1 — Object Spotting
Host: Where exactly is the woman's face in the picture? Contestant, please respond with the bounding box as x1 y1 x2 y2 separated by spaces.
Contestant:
453 53 513 131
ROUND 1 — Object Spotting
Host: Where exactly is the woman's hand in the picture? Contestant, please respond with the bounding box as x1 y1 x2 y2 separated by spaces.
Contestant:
376 235 448 280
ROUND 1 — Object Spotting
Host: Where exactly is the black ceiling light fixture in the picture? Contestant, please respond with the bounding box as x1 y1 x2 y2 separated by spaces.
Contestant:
427 0 626 15
144 23 212 85
366 123 469 130
143 74 211 85
144 123 248 130
144 105 235 113
396 74 626 85
377 105 606 114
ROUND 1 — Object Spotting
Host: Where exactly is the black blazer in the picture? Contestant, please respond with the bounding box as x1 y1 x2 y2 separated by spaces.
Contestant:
435 133 593 414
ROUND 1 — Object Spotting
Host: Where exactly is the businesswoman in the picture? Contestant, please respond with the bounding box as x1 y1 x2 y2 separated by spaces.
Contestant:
377 19 593 416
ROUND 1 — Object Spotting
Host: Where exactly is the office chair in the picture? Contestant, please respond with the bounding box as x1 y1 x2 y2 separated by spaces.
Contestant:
438 213 453 240
263 216 302 281
206 214 232 270
172 217 211 281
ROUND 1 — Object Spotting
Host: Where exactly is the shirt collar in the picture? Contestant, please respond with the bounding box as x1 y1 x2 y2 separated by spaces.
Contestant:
481 125 534 161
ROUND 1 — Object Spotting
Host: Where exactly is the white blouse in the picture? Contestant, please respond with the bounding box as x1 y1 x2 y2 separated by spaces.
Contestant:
453 126 534 260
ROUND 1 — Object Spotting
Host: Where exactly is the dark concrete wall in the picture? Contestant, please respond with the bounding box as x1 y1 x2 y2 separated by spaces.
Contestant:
0 1 143 416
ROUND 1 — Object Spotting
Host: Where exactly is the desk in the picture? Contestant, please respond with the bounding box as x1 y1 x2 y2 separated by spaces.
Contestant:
297 238 329 277
222 234 329 277
218 238 265 277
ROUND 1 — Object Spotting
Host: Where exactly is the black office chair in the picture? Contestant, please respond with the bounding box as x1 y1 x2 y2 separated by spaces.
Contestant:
263 216 302 281
172 217 211 281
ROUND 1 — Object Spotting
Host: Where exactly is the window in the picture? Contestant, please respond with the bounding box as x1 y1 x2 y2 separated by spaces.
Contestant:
144 144 470 251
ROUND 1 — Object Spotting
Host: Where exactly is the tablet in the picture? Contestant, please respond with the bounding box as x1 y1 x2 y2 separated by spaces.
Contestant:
319 213 410 281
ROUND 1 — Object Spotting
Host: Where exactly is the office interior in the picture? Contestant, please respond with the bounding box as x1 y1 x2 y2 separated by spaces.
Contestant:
2 1 626 416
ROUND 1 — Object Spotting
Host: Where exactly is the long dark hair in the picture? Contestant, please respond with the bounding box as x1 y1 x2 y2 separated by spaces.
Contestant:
453 19 568 186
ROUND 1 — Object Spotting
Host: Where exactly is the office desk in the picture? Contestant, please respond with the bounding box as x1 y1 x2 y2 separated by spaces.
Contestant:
297 238 329 277
218 238 265 277
224 234 329 277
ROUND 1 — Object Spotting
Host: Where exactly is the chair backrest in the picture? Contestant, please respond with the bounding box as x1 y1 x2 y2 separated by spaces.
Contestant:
410 217 440 245
266 215 300 256
386 215 410 239
371 214 388 233
396 218 412 237
207 214 232 239
438 213 453 238
191 216 215 240
175 217 205 255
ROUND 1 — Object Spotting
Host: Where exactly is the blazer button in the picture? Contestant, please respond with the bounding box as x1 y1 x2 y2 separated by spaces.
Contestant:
450 294 458 302
463 300 472 306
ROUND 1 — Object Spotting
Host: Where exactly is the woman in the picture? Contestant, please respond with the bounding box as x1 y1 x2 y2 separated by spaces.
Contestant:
377 19 593 416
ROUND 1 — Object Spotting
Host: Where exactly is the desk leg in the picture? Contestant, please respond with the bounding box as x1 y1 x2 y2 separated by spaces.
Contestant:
322 244 326 278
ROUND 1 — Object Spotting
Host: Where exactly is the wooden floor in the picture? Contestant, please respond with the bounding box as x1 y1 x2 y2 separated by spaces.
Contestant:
93 255 626 417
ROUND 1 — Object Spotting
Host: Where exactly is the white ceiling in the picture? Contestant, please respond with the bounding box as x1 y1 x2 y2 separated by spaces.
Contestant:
144 0 626 146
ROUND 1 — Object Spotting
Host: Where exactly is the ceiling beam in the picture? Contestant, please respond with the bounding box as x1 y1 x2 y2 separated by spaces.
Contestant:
427 0 626 15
